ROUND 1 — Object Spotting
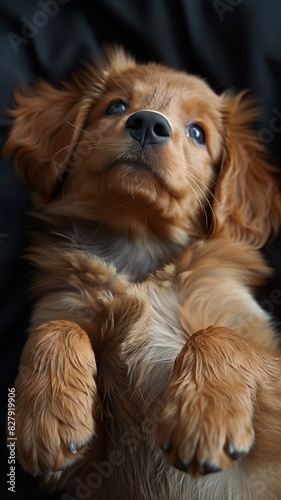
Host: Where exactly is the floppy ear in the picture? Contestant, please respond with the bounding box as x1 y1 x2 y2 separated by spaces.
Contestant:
212 92 281 247
2 79 96 201
2 46 136 202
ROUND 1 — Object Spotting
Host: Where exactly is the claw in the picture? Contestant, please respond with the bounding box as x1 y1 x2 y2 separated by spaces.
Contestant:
69 442 77 454
174 459 190 472
200 461 222 475
54 465 66 472
229 442 246 460
161 439 172 452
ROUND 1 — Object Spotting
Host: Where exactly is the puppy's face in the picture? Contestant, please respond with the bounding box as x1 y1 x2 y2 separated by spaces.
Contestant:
3 48 281 246
62 64 223 241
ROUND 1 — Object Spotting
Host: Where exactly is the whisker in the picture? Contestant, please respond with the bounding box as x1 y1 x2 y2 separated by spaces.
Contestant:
185 159 220 188
183 175 207 219
51 139 96 170
63 119 99 140
186 170 220 207
51 137 126 179
183 171 217 233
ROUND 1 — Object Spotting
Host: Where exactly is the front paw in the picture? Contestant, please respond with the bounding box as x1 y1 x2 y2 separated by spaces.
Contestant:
157 327 256 476
14 321 98 476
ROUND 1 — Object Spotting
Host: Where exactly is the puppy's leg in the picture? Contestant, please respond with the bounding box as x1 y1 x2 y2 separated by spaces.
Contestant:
14 320 98 476
157 326 281 478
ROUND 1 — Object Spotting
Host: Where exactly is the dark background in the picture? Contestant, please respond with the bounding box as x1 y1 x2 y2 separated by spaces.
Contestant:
0 1 281 498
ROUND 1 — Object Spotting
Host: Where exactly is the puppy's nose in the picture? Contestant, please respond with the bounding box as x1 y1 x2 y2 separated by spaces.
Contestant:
126 111 171 147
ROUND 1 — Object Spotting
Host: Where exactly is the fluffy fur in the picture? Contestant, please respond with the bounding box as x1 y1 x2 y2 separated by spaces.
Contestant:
3 47 281 499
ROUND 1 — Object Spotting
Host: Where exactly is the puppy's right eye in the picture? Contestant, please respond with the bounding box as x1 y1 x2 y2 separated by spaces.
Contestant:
105 100 127 116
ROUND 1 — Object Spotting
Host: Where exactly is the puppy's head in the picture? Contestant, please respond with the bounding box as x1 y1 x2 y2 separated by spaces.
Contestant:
3 47 281 247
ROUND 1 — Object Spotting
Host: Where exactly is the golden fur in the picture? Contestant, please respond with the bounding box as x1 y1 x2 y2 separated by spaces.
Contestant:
3 47 281 499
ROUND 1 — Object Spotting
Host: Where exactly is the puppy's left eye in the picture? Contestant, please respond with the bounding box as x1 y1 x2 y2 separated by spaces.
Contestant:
106 100 127 116
186 123 206 146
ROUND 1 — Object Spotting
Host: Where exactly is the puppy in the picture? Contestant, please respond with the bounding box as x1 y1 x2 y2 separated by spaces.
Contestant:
4 47 281 499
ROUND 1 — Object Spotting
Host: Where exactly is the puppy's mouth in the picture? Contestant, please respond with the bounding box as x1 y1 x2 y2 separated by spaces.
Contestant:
103 155 165 185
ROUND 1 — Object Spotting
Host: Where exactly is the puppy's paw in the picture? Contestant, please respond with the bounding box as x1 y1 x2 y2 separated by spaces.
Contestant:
14 321 98 476
157 327 256 476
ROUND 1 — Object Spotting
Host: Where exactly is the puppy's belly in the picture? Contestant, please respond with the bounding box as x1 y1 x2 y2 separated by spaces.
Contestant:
130 279 186 406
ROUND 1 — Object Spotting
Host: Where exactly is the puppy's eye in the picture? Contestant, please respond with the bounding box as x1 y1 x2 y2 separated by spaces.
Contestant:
105 100 127 116
186 123 206 146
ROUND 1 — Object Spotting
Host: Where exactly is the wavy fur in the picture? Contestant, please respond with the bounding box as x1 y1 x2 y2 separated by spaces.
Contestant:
3 47 281 499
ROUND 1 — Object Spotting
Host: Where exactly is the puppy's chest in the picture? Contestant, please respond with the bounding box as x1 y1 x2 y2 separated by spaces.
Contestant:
77 230 182 284
91 237 158 283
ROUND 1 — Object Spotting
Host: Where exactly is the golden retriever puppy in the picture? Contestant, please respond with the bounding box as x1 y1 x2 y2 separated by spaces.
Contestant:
3 47 281 500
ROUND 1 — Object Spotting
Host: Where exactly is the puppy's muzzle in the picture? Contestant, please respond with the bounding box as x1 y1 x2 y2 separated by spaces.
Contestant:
126 110 171 148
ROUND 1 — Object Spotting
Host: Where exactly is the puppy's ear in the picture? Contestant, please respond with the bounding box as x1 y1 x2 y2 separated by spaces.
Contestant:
3 79 95 201
3 47 136 202
212 92 281 247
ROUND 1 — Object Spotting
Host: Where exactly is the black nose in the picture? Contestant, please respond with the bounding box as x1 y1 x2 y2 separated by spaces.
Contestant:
126 111 171 147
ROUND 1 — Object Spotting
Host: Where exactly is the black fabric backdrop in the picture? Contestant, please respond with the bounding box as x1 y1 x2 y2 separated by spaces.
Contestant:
0 1 280 498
